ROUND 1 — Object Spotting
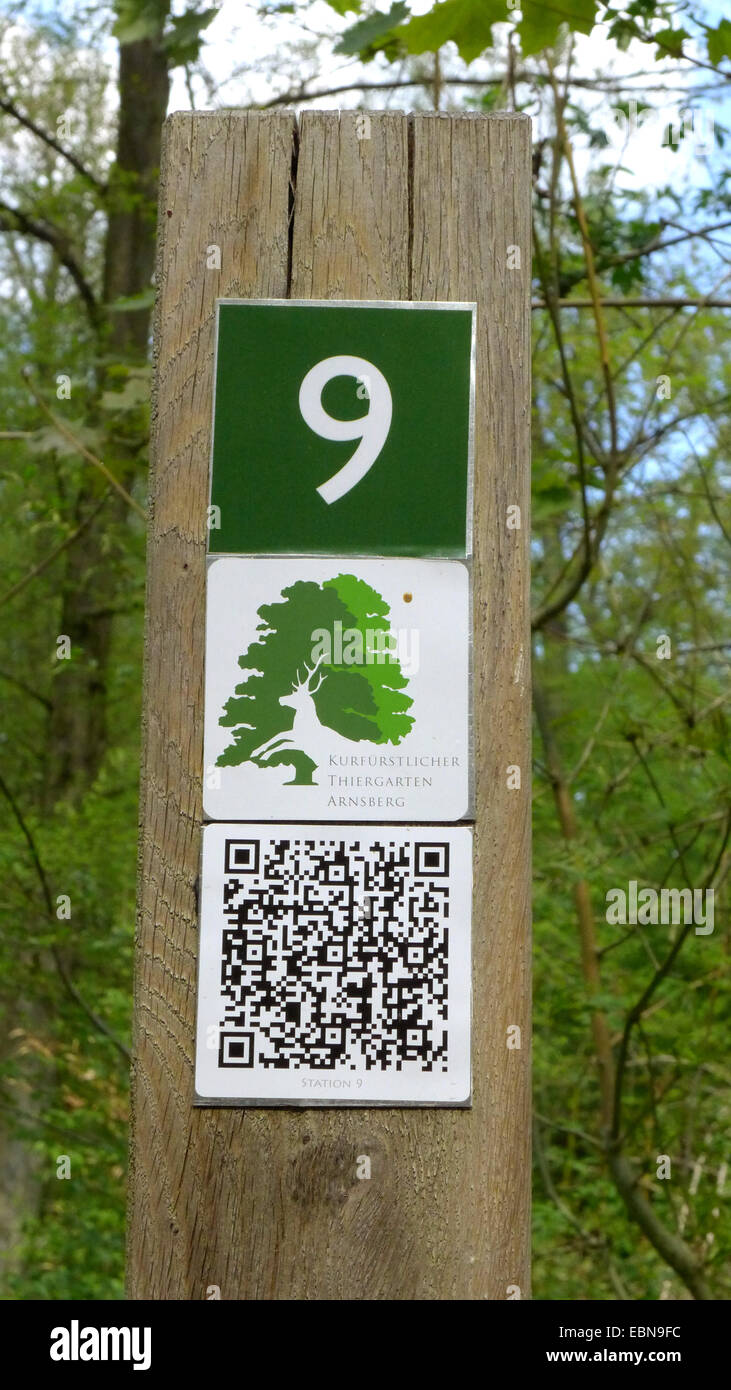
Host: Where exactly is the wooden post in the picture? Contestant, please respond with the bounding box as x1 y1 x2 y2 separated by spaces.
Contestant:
128 110 531 1300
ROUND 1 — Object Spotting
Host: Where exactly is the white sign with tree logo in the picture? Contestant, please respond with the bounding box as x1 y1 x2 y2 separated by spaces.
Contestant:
203 556 471 822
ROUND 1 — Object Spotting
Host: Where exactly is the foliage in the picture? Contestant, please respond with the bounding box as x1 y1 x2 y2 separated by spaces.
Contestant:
327 0 731 73
112 0 220 63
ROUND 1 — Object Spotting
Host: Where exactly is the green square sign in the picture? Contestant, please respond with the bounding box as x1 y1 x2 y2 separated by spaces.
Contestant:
208 300 474 556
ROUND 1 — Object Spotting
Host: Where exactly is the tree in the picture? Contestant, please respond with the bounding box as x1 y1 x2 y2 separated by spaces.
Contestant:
0 0 218 1297
315 0 731 1301
218 574 414 784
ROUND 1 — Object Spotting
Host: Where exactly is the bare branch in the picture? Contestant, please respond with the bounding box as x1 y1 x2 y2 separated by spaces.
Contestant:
254 72 727 111
568 581 657 784
679 426 731 547
21 373 146 520
0 88 107 193
608 1150 715 1301
533 1116 605 1244
0 771 131 1066
611 809 731 1147
533 296 731 309
558 219 731 297
0 198 100 327
0 669 51 709
0 493 110 608
531 73 623 632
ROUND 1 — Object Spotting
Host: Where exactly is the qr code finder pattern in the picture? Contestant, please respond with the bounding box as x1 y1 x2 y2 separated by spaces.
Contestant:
218 837 450 1072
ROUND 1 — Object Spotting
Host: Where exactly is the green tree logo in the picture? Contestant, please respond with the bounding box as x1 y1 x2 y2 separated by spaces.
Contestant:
217 574 414 785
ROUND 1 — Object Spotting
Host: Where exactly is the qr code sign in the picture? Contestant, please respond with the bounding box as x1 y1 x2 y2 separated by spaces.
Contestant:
195 824 472 1105
220 837 451 1071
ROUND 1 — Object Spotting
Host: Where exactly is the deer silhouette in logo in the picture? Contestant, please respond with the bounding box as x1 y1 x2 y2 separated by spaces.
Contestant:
250 660 325 774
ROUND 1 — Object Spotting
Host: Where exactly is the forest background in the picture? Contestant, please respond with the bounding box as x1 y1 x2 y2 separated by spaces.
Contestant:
0 0 729 1300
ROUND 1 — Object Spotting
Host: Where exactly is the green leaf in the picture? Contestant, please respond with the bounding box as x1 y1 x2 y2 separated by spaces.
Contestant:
477 84 507 111
112 0 165 46
607 16 637 52
519 0 597 57
390 0 505 63
707 19 731 65
653 26 689 59
335 2 408 57
533 467 574 517
566 103 609 149
163 7 219 66
323 0 362 16
100 372 151 413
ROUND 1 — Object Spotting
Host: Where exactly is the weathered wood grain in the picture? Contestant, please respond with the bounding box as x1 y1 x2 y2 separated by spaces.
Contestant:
128 109 531 1300
292 110 410 298
412 113 533 1296
127 109 294 1299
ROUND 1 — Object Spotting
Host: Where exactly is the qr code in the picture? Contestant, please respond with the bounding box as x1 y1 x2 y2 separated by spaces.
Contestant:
217 835 452 1073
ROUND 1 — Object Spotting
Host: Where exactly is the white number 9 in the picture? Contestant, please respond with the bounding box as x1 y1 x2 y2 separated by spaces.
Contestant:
298 354 392 504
